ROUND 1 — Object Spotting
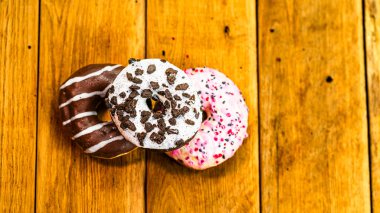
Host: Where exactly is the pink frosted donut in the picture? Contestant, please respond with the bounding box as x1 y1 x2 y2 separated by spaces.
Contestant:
167 68 248 170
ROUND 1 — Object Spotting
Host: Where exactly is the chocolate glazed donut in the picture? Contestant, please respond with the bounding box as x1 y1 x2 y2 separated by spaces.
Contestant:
59 64 136 159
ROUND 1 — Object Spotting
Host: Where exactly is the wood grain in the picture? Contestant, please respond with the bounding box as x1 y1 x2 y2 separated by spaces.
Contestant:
36 0 145 211
146 0 259 212
365 0 380 211
259 0 371 212
0 0 38 211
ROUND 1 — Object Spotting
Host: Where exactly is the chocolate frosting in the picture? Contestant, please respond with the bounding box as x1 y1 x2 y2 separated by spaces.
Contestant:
59 64 136 159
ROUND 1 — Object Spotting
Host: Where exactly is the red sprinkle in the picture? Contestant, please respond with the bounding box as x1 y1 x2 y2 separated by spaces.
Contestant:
194 148 199 151
214 137 218 141
226 113 231 117
213 154 223 159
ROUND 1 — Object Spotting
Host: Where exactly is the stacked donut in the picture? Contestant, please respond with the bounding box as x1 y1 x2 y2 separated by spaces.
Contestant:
59 59 248 169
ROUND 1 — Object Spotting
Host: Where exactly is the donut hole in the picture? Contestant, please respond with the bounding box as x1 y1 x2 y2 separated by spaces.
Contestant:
202 110 208 122
146 97 166 114
201 104 212 122
146 98 155 110
97 101 112 122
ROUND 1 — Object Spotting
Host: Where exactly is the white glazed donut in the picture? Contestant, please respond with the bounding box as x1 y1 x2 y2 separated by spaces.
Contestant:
106 59 202 150
167 67 249 170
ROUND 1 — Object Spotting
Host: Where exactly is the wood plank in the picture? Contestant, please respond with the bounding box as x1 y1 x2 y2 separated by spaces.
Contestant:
146 0 259 212
259 0 371 212
0 0 38 211
37 0 145 211
365 0 380 211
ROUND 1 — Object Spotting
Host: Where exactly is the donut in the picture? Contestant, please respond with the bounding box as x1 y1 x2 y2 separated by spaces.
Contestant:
59 64 137 159
167 68 249 170
106 59 202 150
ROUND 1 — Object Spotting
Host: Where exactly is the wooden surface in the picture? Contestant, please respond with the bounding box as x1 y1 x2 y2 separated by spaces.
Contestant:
259 0 371 212
0 0 379 212
36 0 145 212
365 0 380 211
0 0 38 212
146 0 259 212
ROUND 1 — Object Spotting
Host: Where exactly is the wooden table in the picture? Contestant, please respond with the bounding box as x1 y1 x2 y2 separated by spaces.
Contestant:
0 0 379 212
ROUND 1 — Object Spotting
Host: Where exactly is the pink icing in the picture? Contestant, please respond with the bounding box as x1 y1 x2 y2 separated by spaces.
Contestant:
166 68 249 170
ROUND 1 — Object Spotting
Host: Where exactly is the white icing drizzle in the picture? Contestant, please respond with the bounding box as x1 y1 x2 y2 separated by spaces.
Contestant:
71 122 112 140
60 65 121 89
62 111 98 126
59 84 112 109
84 135 124 153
